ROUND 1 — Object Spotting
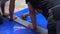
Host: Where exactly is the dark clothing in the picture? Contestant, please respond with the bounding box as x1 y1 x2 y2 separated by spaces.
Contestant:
0 0 8 24
0 0 8 6
48 19 56 34
0 13 3 24
56 21 60 34
48 0 60 34
26 0 47 9
47 0 60 9
25 0 48 19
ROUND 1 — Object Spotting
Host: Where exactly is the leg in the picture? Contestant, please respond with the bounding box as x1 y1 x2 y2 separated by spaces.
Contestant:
28 9 36 30
1 3 5 15
9 0 17 20
27 2 36 30
1 3 9 17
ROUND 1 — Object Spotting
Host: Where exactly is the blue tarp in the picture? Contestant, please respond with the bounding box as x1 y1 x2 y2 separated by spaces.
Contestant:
0 18 39 34
14 8 48 29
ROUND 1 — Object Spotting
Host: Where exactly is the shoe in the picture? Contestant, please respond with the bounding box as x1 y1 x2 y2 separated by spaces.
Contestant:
21 15 27 20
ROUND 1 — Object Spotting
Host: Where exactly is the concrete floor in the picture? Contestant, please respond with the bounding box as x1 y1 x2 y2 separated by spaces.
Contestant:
0 0 28 13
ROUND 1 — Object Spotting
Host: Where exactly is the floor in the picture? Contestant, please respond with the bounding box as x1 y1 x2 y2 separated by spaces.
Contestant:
0 0 27 13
